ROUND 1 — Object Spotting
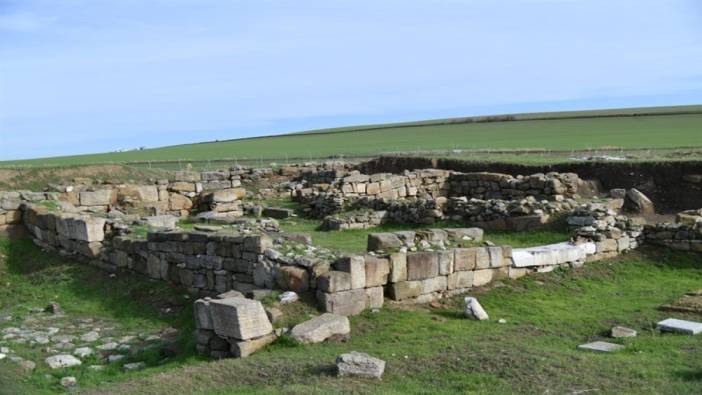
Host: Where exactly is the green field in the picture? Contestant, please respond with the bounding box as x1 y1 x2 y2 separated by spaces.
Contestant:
2 106 701 168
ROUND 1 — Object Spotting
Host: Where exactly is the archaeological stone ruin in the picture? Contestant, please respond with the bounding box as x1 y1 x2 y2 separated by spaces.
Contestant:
1 157 702 364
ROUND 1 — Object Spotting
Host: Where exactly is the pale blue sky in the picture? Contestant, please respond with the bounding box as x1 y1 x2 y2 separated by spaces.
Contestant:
1 0 701 160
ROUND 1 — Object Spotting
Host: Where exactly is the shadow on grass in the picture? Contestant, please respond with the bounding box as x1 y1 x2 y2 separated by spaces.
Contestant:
675 369 702 381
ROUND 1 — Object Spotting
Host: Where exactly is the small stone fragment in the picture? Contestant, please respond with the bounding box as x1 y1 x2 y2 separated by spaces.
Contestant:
336 351 385 379
60 376 77 388
610 326 637 338
277 291 299 304
123 361 146 371
74 347 93 358
45 354 82 369
463 297 489 320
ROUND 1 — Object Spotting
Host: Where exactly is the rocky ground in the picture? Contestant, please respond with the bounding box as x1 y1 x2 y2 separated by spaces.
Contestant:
0 302 179 388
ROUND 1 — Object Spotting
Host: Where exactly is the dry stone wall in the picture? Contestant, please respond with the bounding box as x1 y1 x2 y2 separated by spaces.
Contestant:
292 169 585 230
643 208 702 252
446 172 582 200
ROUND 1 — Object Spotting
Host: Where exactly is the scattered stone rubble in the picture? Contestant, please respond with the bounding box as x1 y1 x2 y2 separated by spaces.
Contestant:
0 305 175 374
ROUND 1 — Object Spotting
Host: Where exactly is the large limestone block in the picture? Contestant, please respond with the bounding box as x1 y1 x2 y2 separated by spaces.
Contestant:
335 256 366 289
367 233 402 251
364 255 390 287
454 248 477 271
336 351 385 379
448 271 474 290
79 190 114 206
209 297 273 340
487 247 504 268
134 185 159 202
57 215 106 242
475 248 490 269
511 249 536 267
169 193 193 210
473 269 494 287
365 286 384 309
231 333 276 358
420 276 447 294
317 289 367 316
276 266 310 292
210 188 246 203
316 271 351 293
174 171 201 182
170 182 197 192
290 313 351 343
406 252 439 280
388 281 422 300
389 252 407 282
438 250 454 275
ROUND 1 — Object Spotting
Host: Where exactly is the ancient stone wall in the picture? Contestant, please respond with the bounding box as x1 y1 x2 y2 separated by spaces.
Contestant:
446 172 582 200
21 203 274 296
293 168 584 226
643 209 702 252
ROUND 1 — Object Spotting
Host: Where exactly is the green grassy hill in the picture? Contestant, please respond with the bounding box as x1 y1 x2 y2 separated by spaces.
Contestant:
3 105 702 167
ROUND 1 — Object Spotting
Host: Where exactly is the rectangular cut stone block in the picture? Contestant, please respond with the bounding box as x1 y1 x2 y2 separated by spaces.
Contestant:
170 182 196 192
389 252 407 283
388 281 422 301
210 297 273 340
657 318 702 335
511 249 536 267
473 269 494 287
475 248 490 269
555 244 586 264
276 266 309 292
508 267 529 279
57 216 106 242
447 271 474 290
438 250 454 275
406 252 439 280
454 248 477 271
364 256 390 287
532 249 558 266
365 286 384 309
488 247 504 268
231 333 276 358
79 189 113 206
316 271 351 293
135 185 159 202
596 239 618 253
317 289 367 316
420 276 447 294
335 256 366 289
174 171 201 181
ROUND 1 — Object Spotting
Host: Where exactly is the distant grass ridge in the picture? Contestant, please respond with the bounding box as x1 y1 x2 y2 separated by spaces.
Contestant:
2 105 702 167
